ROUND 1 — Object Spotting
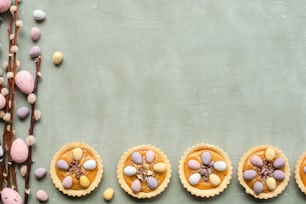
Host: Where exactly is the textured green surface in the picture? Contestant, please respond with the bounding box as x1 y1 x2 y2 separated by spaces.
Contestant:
1 0 306 203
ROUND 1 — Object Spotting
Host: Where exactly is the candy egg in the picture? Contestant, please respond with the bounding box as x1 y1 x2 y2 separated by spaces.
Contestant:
273 157 285 168
10 138 28 163
147 176 158 189
213 161 227 171
36 190 48 202
0 93 5 109
153 162 167 173
15 70 35 95
83 159 97 170
131 179 141 193
265 147 275 161
1 187 23 204
304 166 306 173
209 173 221 187
30 27 41 41
0 146 3 157
266 177 276 191
33 9 46 21
79 175 90 188
131 152 142 164
145 150 155 163
253 181 263 195
251 155 263 167
16 106 29 119
53 52 64 65
189 173 201 185
72 148 83 160
123 166 137 176
56 160 69 170
62 176 73 189
272 170 286 180
243 170 257 181
0 0 11 13
34 167 47 179
29 46 41 58
187 159 201 170
202 151 211 165
103 188 114 201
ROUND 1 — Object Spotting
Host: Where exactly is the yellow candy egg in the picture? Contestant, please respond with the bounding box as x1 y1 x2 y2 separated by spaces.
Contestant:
72 148 83 160
79 175 90 188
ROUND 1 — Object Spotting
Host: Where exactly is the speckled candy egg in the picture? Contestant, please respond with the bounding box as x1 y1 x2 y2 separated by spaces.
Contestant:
36 190 48 202
83 159 97 170
1 187 23 204
10 138 28 163
0 93 6 109
0 0 11 13
15 70 35 95
30 27 41 41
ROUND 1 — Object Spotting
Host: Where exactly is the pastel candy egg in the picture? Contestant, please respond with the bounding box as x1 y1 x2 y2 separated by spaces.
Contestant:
213 161 227 172
0 146 3 157
34 167 47 179
123 166 137 176
103 188 114 201
253 181 263 195
36 190 48 202
145 150 155 163
202 151 211 165
272 170 286 180
153 162 167 173
16 107 29 119
251 155 263 167
83 159 97 170
131 152 142 164
33 9 46 21
131 179 141 193
62 176 73 189
243 170 257 181
53 52 64 65
56 160 69 170
273 157 285 168
304 166 306 173
188 159 201 170
30 27 41 41
29 46 41 58
72 148 83 160
265 147 275 161
10 138 28 163
15 70 35 95
79 175 90 188
266 177 276 191
1 187 23 204
189 173 201 185
147 176 158 189
0 93 6 109
209 173 221 187
0 0 11 13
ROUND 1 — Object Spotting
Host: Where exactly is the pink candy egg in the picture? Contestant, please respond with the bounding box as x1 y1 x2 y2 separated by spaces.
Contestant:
15 70 35 95
0 0 11 13
0 93 6 109
1 187 23 204
30 27 41 41
10 138 29 163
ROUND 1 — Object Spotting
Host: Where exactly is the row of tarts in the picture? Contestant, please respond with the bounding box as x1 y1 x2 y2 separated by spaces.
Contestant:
50 142 306 199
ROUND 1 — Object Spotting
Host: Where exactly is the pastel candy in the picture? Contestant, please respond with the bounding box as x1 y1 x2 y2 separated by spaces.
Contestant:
0 146 3 157
131 152 142 164
0 93 6 109
272 170 286 180
33 10 46 21
79 175 90 188
189 173 201 185
251 155 263 167
153 162 167 173
265 147 275 161
266 177 276 190
273 157 285 168
304 166 306 173
56 160 69 170
0 0 11 13
83 159 97 170
29 46 41 58
213 161 227 171
72 148 83 160
30 27 41 41
209 173 221 187
62 176 73 189
202 151 211 165
1 187 23 204
34 167 47 179
131 179 141 193
15 70 35 95
253 181 263 195
10 138 28 163
123 166 137 176
188 159 201 170
36 190 48 202
243 170 257 181
145 150 155 163
16 107 29 119
146 176 158 189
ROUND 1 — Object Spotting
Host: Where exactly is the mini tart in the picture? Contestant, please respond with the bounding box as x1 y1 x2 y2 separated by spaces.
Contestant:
295 152 306 194
238 145 290 199
50 142 103 197
178 144 232 198
117 144 171 199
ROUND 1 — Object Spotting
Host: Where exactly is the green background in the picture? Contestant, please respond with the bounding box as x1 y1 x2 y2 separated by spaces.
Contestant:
1 0 306 203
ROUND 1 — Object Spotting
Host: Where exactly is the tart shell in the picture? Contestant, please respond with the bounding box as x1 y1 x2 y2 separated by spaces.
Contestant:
295 152 306 195
178 144 233 198
117 144 172 199
237 145 290 199
50 142 103 197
